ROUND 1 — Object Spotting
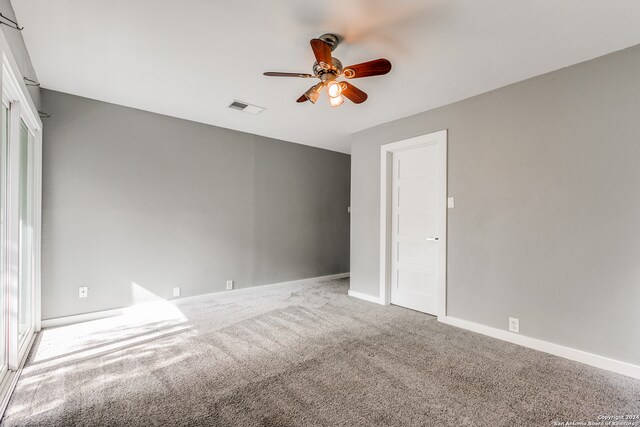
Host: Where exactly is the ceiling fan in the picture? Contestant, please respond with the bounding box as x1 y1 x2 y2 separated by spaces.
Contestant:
263 33 392 108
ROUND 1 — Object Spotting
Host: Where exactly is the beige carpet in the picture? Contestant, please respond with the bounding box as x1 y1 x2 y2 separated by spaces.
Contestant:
2 278 639 426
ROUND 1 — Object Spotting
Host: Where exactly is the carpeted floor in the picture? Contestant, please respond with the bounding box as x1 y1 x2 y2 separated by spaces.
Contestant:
2 278 639 426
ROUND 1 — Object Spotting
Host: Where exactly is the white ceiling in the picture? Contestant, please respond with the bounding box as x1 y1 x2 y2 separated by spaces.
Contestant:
13 0 640 153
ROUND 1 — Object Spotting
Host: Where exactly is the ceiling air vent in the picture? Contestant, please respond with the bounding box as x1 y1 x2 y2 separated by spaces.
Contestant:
227 100 266 115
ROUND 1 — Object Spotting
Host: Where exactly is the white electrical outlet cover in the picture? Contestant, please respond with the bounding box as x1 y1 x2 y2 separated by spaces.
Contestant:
448 197 455 208
509 317 520 333
226 280 233 290
173 287 181 297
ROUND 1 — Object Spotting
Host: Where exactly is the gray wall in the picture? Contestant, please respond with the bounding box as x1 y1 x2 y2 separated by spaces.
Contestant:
350 44 640 365
1 0 40 108
42 89 350 319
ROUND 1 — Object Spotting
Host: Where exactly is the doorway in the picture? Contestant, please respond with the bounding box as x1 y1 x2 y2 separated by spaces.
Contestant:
379 130 447 316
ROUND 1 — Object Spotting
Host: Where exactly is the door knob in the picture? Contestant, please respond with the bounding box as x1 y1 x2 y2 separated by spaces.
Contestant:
426 237 439 241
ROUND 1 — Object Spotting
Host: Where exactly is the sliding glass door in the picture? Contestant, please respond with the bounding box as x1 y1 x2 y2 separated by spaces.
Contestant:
0 51 42 408
0 31 42 415
0 102 8 379
18 120 34 349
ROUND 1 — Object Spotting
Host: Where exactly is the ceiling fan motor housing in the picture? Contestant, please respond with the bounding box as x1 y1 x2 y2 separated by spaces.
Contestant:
318 33 340 51
314 58 343 80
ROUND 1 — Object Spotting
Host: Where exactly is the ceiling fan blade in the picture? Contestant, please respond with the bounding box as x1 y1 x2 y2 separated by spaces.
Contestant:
340 82 368 104
343 58 392 78
310 38 333 67
264 72 315 78
296 94 308 103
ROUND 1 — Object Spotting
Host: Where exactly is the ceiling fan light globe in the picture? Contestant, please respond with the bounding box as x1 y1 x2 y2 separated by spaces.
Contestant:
327 81 342 97
329 94 344 107
305 92 319 103
304 83 323 103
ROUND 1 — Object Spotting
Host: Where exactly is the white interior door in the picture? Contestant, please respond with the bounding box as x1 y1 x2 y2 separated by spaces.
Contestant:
390 144 440 314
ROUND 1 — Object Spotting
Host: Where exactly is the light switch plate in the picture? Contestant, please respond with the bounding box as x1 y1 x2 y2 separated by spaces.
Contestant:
226 280 234 290
173 287 181 297
448 197 455 208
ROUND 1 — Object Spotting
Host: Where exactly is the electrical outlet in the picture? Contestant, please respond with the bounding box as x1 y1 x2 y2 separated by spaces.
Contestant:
173 286 181 297
448 197 455 208
509 317 519 333
226 280 234 290
79 286 88 298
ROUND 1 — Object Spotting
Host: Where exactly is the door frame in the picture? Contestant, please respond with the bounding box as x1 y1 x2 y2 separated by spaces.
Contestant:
379 129 447 317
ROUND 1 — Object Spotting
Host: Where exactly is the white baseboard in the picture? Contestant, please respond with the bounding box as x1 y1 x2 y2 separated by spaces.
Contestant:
42 308 125 329
173 272 349 305
42 272 350 329
347 290 383 304
438 315 640 380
